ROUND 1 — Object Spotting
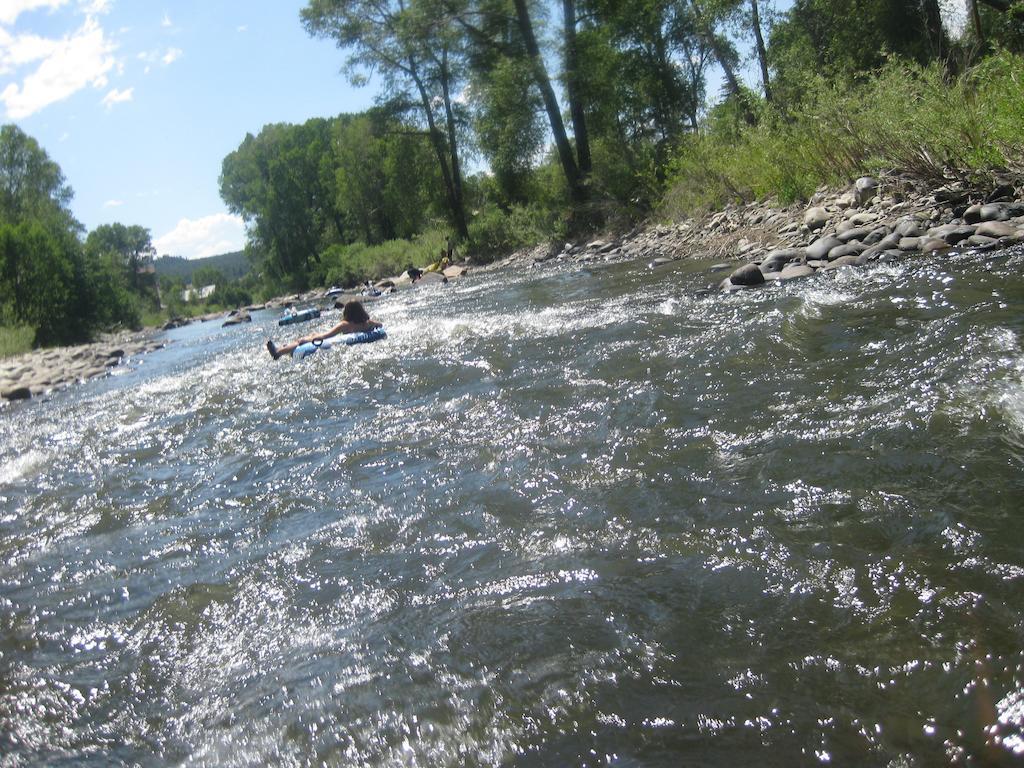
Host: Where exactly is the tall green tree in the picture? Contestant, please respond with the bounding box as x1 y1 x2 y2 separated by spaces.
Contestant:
85 223 155 291
220 119 340 289
302 0 470 239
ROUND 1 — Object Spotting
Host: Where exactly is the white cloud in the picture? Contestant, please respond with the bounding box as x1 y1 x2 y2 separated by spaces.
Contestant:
237 25 247 33
154 213 246 260
0 0 68 26
161 46 181 65
103 198 123 207
78 0 110 15
100 86 130 108
0 30 58 75
0 16 116 119
160 12 171 28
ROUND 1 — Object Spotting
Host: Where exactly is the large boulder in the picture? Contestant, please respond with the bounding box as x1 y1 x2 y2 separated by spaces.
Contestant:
2 386 31 401
777 264 815 281
976 220 1021 239
926 224 976 245
728 263 765 286
837 227 872 243
803 207 830 231
854 176 879 206
222 310 251 327
807 235 843 261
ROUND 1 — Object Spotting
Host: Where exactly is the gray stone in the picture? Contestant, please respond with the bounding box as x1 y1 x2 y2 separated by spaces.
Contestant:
803 207 830 231
862 227 890 245
762 248 806 265
807 235 843 260
854 176 879 206
728 263 765 286
976 220 1020 239
919 237 950 252
819 255 861 270
777 264 815 280
964 204 984 224
837 227 872 243
927 224 976 244
2 386 31 401
979 203 1012 222
709 263 733 272
895 220 926 237
899 237 922 252
827 243 863 261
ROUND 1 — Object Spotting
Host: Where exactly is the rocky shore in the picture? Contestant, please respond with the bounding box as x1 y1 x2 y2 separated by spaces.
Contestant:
523 173 1024 289
0 331 167 403
3 174 1022 405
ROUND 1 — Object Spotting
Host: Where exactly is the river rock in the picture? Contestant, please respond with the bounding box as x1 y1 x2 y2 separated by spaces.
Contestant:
862 227 890 245
777 264 815 280
728 263 765 286
803 207 829 231
967 235 1000 249
222 311 251 327
807 236 843 261
975 220 1020 239
919 237 950 252
709 263 733 272
895 219 926 237
761 248 805 269
443 265 469 278
2 386 32 401
899 237 922 251
854 176 879 206
827 243 863 261
837 227 872 243
927 224 976 244
819 255 862 270
415 271 448 285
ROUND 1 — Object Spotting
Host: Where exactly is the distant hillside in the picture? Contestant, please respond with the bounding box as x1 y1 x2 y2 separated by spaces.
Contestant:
154 250 250 283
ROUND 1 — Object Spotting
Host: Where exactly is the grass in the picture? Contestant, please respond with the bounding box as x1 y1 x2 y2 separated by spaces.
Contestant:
660 51 1024 218
0 325 35 359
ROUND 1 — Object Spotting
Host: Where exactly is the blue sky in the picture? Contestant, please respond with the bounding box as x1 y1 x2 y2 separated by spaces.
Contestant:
1 0 375 259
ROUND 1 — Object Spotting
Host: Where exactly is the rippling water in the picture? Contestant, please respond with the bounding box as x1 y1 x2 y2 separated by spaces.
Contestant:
3 247 1024 766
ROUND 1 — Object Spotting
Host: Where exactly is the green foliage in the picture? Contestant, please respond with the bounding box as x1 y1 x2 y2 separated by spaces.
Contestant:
661 51 1024 217
191 266 224 288
0 324 33 358
467 203 559 261
314 227 450 286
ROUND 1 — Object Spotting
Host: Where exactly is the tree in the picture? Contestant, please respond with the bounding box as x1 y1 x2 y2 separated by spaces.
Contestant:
220 119 339 289
302 0 470 239
0 125 76 229
85 223 155 291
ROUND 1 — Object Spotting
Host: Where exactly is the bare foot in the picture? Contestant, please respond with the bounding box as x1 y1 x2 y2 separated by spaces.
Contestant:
266 340 281 360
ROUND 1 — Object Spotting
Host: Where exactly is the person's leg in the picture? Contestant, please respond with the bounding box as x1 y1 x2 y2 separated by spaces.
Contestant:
267 339 301 360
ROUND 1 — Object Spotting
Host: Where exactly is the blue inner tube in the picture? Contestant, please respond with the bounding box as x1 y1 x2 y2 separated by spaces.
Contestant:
292 327 387 359
278 308 321 326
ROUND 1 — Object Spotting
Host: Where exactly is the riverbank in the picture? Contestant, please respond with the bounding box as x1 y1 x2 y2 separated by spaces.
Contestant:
3 173 1022 405
515 173 1024 284
0 330 167 403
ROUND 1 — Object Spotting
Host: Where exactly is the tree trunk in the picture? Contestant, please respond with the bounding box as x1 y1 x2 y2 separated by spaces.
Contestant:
408 56 469 240
512 0 585 205
750 0 772 103
690 0 755 124
562 0 591 178
921 0 949 63
968 0 985 45
438 45 469 241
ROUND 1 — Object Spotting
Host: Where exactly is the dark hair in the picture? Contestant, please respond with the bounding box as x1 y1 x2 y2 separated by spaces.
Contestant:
342 300 370 323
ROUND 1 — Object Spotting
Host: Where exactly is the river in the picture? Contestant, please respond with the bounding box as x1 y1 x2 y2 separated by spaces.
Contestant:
2 247 1024 766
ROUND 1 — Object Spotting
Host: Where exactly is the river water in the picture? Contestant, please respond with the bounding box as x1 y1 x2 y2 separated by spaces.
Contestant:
2 247 1024 766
